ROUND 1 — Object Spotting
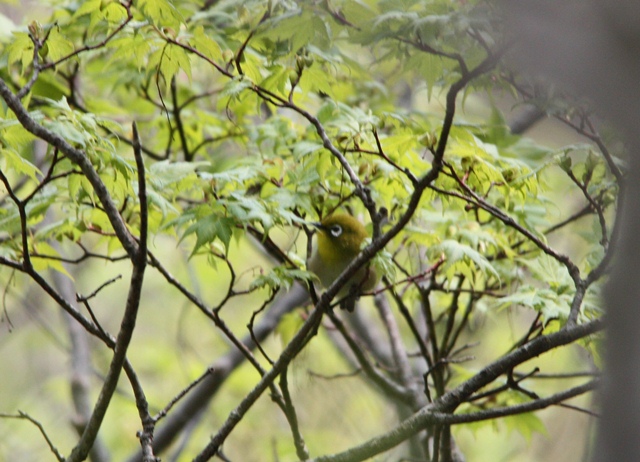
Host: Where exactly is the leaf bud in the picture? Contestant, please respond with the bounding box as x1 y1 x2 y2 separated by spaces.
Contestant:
502 167 516 182
28 21 43 40
288 69 300 85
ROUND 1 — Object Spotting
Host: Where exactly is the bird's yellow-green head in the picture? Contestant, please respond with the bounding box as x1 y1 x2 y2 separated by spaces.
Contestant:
314 214 368 268
307 214 377 310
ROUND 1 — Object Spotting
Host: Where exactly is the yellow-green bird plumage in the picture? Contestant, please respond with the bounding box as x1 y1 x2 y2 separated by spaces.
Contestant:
308 214 378 310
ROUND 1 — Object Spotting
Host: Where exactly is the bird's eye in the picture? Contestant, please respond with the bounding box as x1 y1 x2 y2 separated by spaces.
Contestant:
329 224 343 237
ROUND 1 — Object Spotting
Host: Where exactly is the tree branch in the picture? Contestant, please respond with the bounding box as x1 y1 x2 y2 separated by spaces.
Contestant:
67 123 149 462
309 320 602 462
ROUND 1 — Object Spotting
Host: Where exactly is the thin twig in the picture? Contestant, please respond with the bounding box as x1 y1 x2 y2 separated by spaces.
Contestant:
76 275 122 303
0 412 65 461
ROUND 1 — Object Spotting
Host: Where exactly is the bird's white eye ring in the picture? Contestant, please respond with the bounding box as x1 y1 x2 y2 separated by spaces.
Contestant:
329 224 343 237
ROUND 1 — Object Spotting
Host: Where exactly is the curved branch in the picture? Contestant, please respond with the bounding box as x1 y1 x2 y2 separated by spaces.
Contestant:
309 319 602 462
67 123 149 462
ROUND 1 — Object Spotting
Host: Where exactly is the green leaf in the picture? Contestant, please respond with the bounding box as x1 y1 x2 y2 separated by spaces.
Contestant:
35 218 84 243
149 44 192 85
519 255 573 292
31 242 73 278
43 27 75 63
298 63 334 97
503 410 548 443
68 174 92 201
259 64 291 97
0 186 56 236
73 0 101 18
258 9 327 53
137 0 184 29
433 239 500 282
0 148 41 180
249 266 314 292
106 33 153 69
43 118 87 146
148 160 204 189
221 75 254 99
182 214 235 256
192 26 222 62
101 2 129 23
292 141 323 158
495 286 571 320
7 31 33 74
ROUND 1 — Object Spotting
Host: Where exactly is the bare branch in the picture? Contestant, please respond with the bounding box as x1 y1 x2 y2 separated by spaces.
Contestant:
0 412 65 462
308 320 602 462
67 123 149 462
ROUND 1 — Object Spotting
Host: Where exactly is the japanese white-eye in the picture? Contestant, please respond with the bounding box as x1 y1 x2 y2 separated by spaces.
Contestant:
308 214 378 311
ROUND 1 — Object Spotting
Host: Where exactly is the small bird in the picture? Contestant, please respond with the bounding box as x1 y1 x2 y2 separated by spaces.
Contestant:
307 214 378 311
